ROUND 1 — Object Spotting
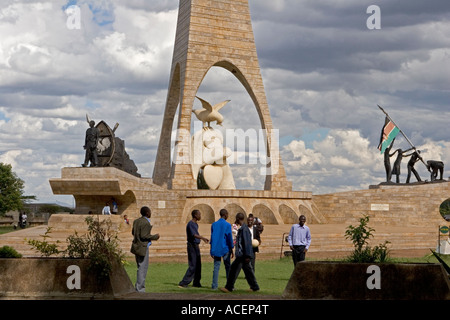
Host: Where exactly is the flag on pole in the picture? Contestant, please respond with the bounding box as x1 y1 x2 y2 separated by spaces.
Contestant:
378 116 400 153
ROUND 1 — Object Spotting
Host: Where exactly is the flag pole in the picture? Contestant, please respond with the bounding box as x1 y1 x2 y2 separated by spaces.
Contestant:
377 105 426 166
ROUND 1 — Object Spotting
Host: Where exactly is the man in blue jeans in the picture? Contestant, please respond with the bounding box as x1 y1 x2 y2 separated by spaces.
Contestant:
210 209 234 289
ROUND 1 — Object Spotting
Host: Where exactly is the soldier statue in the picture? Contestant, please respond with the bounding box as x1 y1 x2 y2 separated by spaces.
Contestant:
82 120 100 167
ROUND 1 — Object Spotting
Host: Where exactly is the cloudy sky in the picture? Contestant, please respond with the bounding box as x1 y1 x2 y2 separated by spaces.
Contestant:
0 0 449 205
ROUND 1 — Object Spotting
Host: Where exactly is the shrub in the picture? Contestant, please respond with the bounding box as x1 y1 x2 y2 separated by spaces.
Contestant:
0 245 22 258
26 227 61 257
345 215 390 263
65 216 125 279
25 216 124 279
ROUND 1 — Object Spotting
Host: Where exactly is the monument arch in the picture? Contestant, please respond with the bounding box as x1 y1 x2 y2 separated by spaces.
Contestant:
279 204 298 225
152 0 292 192
223 203 247 221
186 204 215 224
252 204 277 225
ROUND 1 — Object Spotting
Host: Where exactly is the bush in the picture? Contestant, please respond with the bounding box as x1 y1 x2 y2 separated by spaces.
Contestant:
26 227 61 257
345 215 390 263
25 216 124 279
65 216 125 279
0 245 22 258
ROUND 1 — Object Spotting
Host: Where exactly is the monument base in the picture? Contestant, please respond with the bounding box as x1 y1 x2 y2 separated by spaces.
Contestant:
50 167 318 226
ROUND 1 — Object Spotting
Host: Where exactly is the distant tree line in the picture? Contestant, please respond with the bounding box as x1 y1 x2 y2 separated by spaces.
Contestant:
34 204 74 215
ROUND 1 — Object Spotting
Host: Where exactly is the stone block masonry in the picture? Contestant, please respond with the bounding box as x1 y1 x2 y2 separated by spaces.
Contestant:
313 182 450 228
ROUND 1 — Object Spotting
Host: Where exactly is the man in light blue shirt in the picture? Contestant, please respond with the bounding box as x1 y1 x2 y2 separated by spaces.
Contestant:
287 215 311 265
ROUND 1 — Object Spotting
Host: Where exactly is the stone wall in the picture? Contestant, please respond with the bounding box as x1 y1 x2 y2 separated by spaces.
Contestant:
0 258 134 299
50 167 319 226
313 182 450 227
179 189 322 225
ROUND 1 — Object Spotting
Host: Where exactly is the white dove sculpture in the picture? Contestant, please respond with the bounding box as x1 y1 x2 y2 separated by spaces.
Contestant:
192 96 230 128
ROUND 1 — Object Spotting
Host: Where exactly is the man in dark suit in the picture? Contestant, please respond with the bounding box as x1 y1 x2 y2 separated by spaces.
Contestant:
130 206 160 292
247 215 261 272
220 212 260 293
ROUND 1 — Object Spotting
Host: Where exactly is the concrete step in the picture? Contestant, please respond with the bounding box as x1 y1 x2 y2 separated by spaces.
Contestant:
0 224 439 258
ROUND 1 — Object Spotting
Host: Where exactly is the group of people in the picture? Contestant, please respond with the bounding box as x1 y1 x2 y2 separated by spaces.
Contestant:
129 206 311 293
101 198 119 215
177 209 263 292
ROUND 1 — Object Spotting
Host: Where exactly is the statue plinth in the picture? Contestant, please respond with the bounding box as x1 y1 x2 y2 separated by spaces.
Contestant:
50 167 317 226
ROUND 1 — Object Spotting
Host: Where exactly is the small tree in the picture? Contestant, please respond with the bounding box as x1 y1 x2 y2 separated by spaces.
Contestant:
27 227 61 257
0 163 25 215
65 216 125 279
26 216 124 279
345 215 390 263
0 163 36 216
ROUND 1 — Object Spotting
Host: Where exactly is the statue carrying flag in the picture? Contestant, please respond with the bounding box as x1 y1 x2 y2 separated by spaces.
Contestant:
377 105 435 184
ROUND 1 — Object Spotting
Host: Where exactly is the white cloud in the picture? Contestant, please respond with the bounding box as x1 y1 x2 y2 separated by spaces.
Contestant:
0 1 449 203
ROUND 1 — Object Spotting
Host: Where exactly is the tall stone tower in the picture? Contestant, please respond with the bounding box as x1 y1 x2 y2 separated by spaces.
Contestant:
153 0 292 191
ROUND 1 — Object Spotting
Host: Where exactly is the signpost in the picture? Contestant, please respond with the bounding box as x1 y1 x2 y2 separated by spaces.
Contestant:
438 225 450 254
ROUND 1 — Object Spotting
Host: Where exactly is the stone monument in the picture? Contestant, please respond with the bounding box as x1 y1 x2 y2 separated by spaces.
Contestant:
152 0 292 192
191 96 235 190
49 1 448 234
50 0 317 225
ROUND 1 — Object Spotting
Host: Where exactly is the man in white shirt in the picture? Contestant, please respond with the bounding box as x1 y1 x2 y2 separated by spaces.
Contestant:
287 215 311 265
102 202 111 215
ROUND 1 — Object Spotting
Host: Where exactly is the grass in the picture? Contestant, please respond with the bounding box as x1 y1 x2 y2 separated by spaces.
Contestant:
124 257 295 295
2 225 449 296
0 226 18 235
123 253 450 295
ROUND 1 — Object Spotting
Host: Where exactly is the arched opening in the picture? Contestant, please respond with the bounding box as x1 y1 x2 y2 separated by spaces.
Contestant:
252 204 277 225
224 203 247 222
299 204 314 224
187 204 215 224
73 191 137 217
279 204 298 224
194 65 266 190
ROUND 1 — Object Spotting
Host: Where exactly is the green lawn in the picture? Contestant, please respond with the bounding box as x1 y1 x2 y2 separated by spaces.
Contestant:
124 257 295 295
1 225 449 296
124 253 450 295
0 226 18 235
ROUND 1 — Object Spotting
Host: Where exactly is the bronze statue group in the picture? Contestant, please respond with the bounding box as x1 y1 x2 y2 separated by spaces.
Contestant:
383 138 444 184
